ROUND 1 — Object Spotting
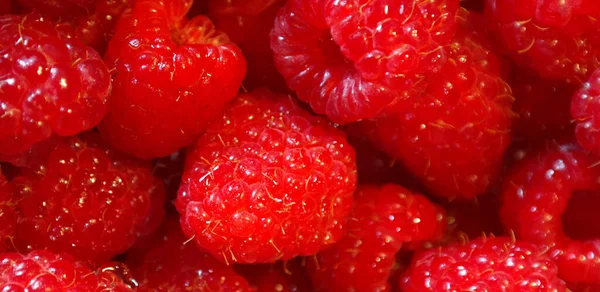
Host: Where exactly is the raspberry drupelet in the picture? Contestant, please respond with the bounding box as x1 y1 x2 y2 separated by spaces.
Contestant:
0 167 16 252
10 132 166 264
99 0 247 159
501 140 600 285
350 10 514 200
401 236 567 291
270 0 460 124
127 219 252 292
485 0 600 83
0 13 112 156
571 68 600 156
176 89 358 264
0 250 133 291
308 184 447 291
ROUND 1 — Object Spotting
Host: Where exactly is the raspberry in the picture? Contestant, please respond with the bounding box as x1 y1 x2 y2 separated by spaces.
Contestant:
127 219 252 291
500 140 600 284
17 0 97 17
485 0 600 83
99 0 247 159
571 68 600 156
308 184 447 291
0 167 16 252
10 132 165 264
511 66 576 143
208 0 288 92
400 236 567 291
0 0 19 15
234 259 313 292
0 13 112 156
0 250 133 291
350 10 514 199
270 0 460 124
176 89 357 264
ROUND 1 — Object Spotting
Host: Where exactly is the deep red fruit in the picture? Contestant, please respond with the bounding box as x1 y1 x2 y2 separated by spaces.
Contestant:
0 250 133 291
501 140 600 284
308 184 447 291
10 132 165 264
350 10 514 199
511 66 576 143
234 259 313 292
17 0 97 17
99 0 247 159
571 68 600 156
127 219 252 291
0 13 111 156
401 236 567 291
176 89 357 264
0 0 19 14
208 0 288 92
271 0 460 124
485 0 600 83
0 167 16 252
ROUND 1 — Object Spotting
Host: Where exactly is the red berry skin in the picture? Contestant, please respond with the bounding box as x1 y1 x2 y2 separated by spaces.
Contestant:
234 259 313 292
308 184 447 292
0 168 16 252
401 236 567 291
127 219 252 292
17 0 97 17
208 0 288 92
99 0 247 159
500 140 600 284
571 68 600 156
485 0 600 83
350 10 514 200
176 89 357 264
0 250 132 291
10 132 165 264
0 13 112 156
270 0 460 124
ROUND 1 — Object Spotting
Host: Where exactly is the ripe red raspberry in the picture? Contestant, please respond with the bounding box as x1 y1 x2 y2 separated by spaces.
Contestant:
501 140 600 284
99 0 247 159
10 132 165 264
0 250 133 291
176 89 357 264
208 0 288 92
0 167 16 252
127 219 252 291
17 0 97 17
270 0 460 124
308 184 447 291
485 0 600 83
401 236 567 291
571 68 600 156
349 10 514 199
0 13 111 156
511 66 576 143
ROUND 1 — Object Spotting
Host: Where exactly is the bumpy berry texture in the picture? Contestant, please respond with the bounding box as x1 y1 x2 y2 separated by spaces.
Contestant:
208 0 288 92
501 140 600 284
100 0 246 159
571 68 600 156
0 250 132 291
127 219 252 292
10 132 165 264
0 13 112 156
350 10 514 199
401 236 567 291
308 184 447 291
0 167 16 252
176 89 357 264
271 0 460 124
485 0 600 83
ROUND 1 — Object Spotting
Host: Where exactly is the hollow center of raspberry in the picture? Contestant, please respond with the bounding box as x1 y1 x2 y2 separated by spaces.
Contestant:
562 190 600 241
317 32 350 66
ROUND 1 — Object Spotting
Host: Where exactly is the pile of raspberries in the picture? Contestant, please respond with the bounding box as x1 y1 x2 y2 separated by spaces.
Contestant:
1 0 600 291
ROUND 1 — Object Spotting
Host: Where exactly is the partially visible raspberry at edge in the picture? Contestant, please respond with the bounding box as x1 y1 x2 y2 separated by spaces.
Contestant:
99 0 247 159
176 89 357 264
571 68 600 156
